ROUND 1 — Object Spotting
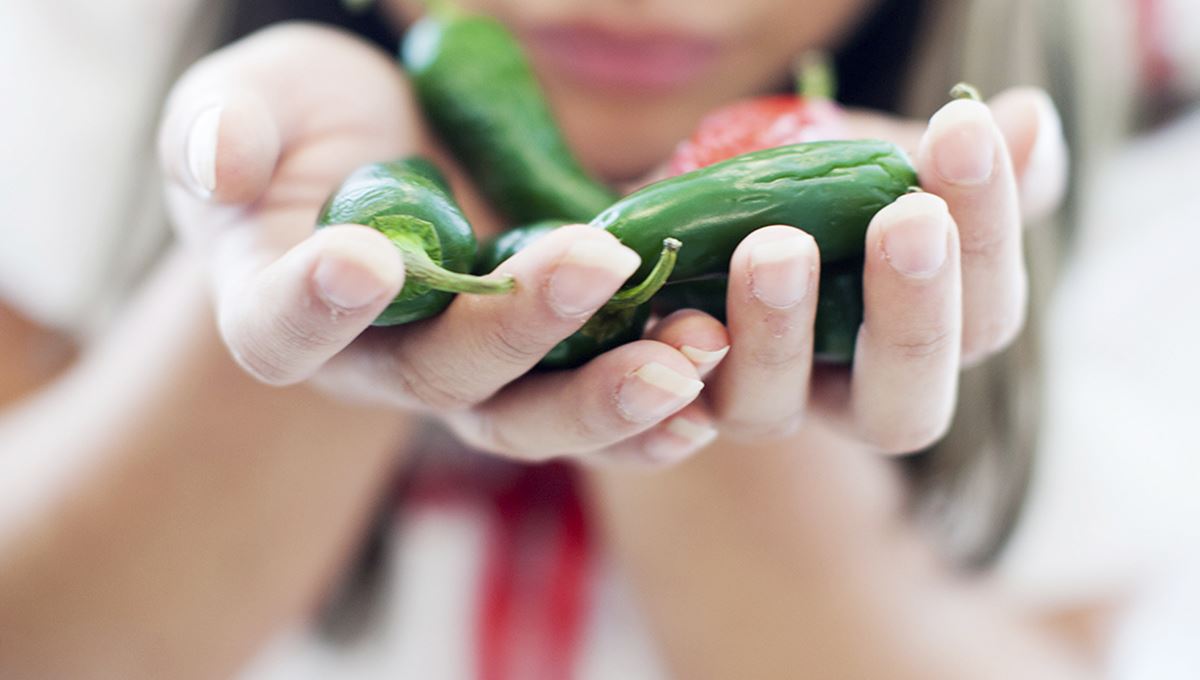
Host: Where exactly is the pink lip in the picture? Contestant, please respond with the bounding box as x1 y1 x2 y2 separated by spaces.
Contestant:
524 24 719 92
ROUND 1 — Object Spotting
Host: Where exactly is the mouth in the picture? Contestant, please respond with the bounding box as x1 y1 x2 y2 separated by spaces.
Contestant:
523 23 720 93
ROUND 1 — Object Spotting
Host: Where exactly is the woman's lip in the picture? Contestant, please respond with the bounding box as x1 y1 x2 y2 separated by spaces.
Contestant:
524 24 719 92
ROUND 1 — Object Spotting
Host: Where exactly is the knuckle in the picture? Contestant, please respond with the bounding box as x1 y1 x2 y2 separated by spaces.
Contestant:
226 337 295 387
219 311 325 387
958 228 1007 259
387 346 480 411
275 308 340 352
749 341 809 368
474 313 549 366
889 325 955 360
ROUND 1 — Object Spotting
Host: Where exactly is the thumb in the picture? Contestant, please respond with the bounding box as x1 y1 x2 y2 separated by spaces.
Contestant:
159 84 283 216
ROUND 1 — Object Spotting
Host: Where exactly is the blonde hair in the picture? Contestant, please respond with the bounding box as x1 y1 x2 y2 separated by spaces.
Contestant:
898 0 1135 565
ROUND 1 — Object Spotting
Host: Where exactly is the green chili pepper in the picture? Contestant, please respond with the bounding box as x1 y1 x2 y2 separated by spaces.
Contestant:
474 219 567 272
811 260 864 363
472 140 912 367
591 140 917 282
477 222 682 369
317 156 513 326
402 8 617 224
652 259 864 365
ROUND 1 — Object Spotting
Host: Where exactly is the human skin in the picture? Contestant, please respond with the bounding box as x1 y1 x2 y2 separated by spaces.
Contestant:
0 0 1080 676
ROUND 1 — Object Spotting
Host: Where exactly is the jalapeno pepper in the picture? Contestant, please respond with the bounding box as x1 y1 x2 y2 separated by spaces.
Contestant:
592 140 918 282
477 222 682 369
317 156 513 326
402 7 617 224
472 140 912 367
652 259 864 364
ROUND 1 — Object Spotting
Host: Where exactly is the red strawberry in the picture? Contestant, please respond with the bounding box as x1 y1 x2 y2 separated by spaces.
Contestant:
667 95 847 176
666 55 848 176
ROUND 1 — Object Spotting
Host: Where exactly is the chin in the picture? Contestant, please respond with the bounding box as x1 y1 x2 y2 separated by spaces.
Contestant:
547 86 704 183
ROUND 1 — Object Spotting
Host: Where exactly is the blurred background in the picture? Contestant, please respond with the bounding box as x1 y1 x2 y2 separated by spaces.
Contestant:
2 0 1199 678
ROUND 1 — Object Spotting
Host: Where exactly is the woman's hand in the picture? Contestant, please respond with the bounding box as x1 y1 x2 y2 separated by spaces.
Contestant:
626 87 1067 456
581 90 1081 680
159 24 707 464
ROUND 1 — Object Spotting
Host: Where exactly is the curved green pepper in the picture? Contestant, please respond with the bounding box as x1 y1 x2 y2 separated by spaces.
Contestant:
474 219 567 272
317 156 513 326
477 222 682 369
653 259 864 364
402 9 617 224
591 140 917 282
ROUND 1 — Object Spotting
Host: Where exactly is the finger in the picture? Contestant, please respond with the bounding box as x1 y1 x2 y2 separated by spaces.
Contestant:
159 87 281 210
644 309 731 378
917 97 1026 364
326 225 643 410
850 193 962 455
600 403 718 468
159 24 419 215
710 226 819 440
988 87 1069 222
446 341 704 461
219 225 405 386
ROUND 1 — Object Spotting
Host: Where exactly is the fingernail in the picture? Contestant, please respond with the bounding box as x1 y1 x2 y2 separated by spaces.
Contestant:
750 235 814 309
548 239 641 317
1021 93 1068 218
618 362 704 423
680 344 730 372
313 250 393 311
931 101 996 185
881 207 950 278
186 105 222 196
645 418 718 464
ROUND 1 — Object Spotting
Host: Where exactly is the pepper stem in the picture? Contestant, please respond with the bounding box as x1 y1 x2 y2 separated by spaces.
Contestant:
950 82 983 102
419 0 463 20
795 52 836 101
602 238 682 311
389 233 515 296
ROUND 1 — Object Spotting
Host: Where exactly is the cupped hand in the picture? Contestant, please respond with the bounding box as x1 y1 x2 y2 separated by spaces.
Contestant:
621 87 1068 460
159 24 707 465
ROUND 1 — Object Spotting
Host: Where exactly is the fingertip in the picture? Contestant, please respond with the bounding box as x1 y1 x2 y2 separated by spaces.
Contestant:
872 191 952 229
309 225 406 312
211 93 282 204
216 226 401 387
164 91 281 204
733 226 818 311
646 309 731 375
919 98 1003 187
990 88 1068 221
600 340 703 425
869 193 955 280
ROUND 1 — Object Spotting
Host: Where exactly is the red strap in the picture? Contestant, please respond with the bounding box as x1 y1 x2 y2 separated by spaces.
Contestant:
399 457 592 679
476 464 591 680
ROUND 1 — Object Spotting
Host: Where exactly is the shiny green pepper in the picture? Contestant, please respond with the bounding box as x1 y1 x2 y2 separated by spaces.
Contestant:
653 259 865 364
402 8 617 224
317 157 513 325
476 221 682 369
591 140 917 281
